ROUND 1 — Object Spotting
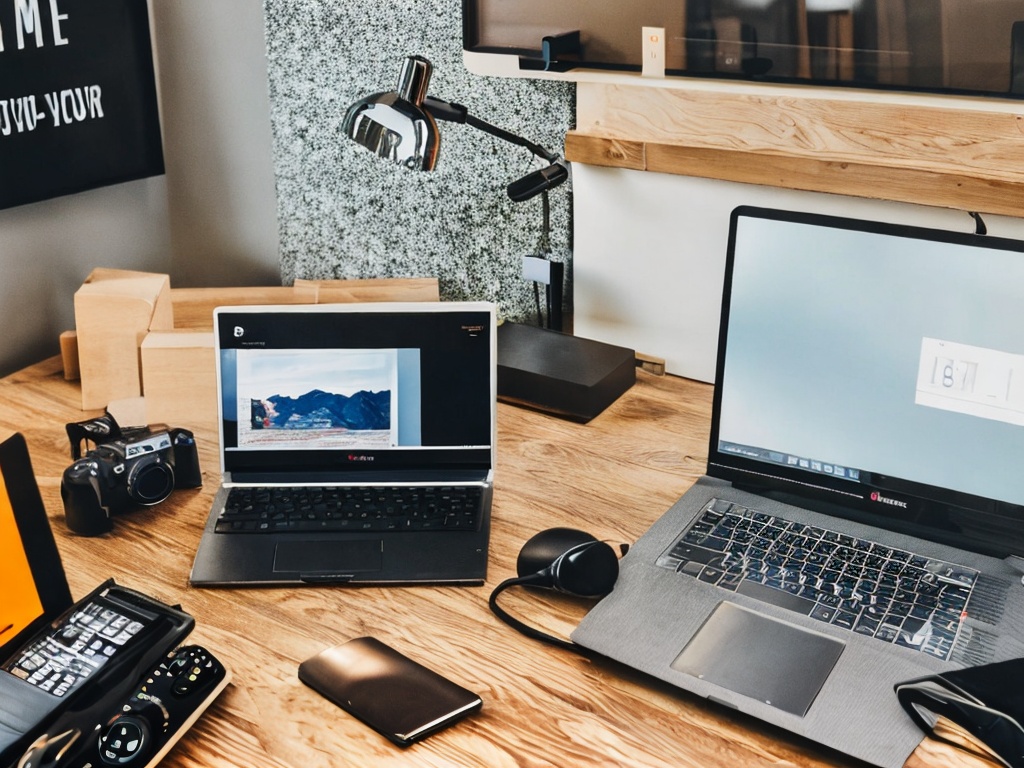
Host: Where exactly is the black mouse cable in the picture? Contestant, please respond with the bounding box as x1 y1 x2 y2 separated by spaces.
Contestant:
487 575 587 655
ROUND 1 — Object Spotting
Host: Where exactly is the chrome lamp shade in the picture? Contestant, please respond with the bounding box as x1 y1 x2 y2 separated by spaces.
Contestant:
342 55 569 202
342 56 440 171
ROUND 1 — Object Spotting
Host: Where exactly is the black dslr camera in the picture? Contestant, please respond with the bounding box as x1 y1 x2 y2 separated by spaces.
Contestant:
61 414 202 536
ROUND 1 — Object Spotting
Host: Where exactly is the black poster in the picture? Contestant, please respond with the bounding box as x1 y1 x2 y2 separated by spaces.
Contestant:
0 0 163 210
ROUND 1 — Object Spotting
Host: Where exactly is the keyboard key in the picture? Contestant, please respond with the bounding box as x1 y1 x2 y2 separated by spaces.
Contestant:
810 603 837 622
854 616 879 635
833 611 857 630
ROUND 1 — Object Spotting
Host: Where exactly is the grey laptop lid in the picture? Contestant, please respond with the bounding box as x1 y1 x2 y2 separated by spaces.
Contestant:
572 207 1024 768
706 206 1024 555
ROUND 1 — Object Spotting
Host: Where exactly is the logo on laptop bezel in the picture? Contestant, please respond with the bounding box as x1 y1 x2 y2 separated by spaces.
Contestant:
870 491 909 509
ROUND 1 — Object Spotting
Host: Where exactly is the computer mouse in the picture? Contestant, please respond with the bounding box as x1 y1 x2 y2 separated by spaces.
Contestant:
516 527 619 598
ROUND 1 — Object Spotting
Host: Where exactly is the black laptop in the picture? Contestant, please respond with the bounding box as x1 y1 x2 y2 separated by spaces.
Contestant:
572 206 1024 768
0 432 194 766
189 301 497 586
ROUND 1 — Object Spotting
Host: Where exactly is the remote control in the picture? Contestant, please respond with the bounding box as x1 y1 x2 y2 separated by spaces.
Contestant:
92 645 229 767
16 646 229 768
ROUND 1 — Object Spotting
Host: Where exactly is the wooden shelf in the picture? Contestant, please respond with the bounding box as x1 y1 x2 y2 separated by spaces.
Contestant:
566 82 1024 217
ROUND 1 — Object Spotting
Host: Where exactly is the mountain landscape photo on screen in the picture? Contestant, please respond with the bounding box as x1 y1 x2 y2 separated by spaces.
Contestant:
250 389 390 431
235 348 399 449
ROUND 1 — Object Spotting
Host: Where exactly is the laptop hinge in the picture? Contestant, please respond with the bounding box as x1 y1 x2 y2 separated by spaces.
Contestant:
223 470 492 486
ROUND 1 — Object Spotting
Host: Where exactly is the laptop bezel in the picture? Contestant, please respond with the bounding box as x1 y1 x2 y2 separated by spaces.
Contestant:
706 205 1024 560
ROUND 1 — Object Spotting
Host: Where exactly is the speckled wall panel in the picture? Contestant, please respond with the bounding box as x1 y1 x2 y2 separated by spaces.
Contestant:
262 0 575 323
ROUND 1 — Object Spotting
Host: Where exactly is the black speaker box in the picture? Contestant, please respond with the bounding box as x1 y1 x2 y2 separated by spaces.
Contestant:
497 322 636 422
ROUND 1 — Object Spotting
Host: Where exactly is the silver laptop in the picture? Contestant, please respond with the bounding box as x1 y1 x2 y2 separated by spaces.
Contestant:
189 301 496 587
572 206 1024 768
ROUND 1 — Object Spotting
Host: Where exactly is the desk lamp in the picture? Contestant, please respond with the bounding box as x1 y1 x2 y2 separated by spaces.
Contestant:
343 55 569 199
342 55 635 421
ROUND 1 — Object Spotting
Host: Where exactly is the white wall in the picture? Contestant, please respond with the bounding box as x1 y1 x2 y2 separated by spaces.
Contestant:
573 165 1024 382
0 0 280 377
151 0 280 288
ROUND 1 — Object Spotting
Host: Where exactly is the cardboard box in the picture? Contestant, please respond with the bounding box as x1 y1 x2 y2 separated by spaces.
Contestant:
294 277 439 304
169 279 438 330
140 330 217 430
170 285 318 330
74 268 173 410
69 275 442 415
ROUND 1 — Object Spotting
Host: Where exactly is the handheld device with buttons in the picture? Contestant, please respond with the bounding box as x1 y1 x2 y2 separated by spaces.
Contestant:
15 645 229 768
93 646 229 767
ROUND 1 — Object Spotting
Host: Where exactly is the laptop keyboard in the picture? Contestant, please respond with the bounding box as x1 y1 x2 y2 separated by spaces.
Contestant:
4 599 149 697
657 498 979 662
216 485 483 533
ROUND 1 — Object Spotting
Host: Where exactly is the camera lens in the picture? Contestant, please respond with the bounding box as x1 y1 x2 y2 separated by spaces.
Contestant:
127 457 175 505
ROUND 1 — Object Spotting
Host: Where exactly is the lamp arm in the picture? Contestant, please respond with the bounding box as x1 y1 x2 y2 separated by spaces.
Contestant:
423 96 559 164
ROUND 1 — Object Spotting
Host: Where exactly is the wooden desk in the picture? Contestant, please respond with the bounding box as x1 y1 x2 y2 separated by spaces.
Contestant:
0 357 996 768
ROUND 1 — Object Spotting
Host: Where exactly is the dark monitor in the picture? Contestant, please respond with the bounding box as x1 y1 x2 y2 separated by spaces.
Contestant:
465 0 1024 99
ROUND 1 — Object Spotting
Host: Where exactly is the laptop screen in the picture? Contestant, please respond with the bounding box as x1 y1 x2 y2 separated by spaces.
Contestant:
0 472 45 652
709 206 1024 558
0 434 72 659
215 303 496 479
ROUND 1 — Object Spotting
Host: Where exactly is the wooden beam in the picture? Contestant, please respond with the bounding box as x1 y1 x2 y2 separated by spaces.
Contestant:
564 134 645 171
567 82 1024 217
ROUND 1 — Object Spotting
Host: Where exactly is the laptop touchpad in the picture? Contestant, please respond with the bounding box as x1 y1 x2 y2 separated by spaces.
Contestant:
274 540 383 573
671 601 844 717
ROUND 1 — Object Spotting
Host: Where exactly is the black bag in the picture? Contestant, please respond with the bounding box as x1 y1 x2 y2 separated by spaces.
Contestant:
896 658 1024 768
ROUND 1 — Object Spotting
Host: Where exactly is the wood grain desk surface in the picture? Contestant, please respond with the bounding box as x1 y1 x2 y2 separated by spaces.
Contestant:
0 357 997 768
